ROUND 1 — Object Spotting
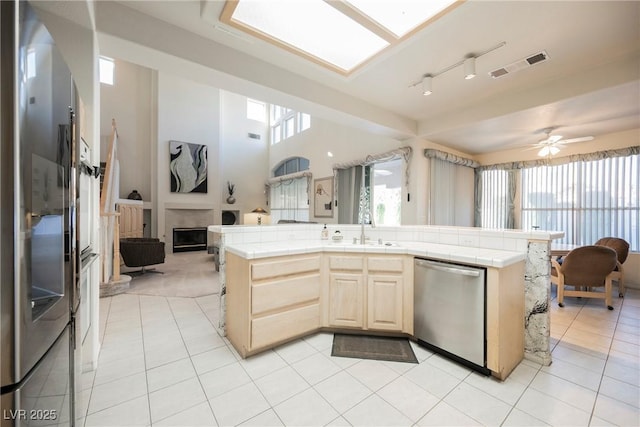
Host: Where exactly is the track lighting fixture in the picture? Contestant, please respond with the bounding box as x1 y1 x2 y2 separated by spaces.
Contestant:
409 41 506 95
422 75 433 96
463 57 476 80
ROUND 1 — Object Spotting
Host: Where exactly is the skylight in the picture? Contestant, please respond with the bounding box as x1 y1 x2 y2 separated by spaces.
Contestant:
221 0 461 75
346 0 458 38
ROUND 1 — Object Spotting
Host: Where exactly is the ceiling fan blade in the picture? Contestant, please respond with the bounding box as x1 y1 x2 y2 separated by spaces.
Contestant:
548 135 563 143
559 136 594 144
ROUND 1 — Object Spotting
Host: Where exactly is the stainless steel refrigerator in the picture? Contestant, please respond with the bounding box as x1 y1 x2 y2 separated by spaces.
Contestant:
1 1 79 425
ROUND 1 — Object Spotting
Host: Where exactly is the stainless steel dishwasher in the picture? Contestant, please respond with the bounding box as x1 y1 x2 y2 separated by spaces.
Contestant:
414 258 489 374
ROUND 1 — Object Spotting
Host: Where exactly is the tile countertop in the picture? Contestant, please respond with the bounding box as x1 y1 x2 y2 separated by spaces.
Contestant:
223 240 526 269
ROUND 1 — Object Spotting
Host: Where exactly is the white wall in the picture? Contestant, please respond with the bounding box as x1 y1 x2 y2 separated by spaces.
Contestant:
220 91 269 221
100 59 153 201
156 72 221 241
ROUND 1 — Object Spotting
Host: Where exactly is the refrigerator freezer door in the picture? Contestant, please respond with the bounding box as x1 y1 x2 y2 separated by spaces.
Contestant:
1 325 72 427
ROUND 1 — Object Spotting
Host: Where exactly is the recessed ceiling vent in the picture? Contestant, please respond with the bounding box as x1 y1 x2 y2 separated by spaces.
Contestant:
489 50 549 79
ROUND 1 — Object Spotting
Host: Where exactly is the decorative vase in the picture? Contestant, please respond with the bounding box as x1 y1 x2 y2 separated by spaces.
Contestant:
127 190 142 200
226 196 236 204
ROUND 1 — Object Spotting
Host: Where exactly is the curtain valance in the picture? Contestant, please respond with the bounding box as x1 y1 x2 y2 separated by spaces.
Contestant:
424 149 479 168
332 146 412 187
332 146 412 170
477 146 640 171
265 170 312 186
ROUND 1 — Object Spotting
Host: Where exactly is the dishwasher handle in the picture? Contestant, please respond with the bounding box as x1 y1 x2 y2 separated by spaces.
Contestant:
415 259 481 277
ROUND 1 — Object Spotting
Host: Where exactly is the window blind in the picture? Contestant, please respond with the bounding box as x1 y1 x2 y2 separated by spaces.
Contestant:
521 154 639 250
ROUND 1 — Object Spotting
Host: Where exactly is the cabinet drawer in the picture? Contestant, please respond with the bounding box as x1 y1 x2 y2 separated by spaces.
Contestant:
252 274 320 315
367 256 404 273
251 255 320 281
329 255 364 271
251 304 320 350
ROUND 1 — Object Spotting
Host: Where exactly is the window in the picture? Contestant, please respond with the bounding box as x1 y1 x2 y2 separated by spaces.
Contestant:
99 56 114 85
479 169 510 229
26 48 36 79
247 98 266 122
372 159 402 226
269 157 310 223
521 155 639 251
337 158 403 226
299 113 311 132
273 157 310 178
284 117 295 139
269 104 311 144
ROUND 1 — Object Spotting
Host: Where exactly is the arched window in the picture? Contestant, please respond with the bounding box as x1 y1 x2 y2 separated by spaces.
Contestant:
272 157 310 177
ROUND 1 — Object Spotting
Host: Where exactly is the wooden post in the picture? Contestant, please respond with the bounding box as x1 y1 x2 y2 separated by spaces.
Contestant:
113 214 121 280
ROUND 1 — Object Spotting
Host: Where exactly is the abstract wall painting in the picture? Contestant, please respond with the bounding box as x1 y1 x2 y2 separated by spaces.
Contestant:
169 141 208 193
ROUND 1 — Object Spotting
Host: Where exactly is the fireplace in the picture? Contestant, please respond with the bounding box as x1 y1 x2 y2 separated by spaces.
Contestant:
173 227 207 252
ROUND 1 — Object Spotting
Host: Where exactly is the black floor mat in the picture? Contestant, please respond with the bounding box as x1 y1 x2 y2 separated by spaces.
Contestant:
331 334 418 363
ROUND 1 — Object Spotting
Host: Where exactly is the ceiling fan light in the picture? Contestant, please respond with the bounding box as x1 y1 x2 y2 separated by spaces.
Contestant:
537 146 550 157
537 145 560 157
422 75 432 96
464 57 476 80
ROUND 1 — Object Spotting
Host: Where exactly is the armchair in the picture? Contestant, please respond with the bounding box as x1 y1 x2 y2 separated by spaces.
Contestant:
120 237 165 274
594 237 629 297
551 245 618 310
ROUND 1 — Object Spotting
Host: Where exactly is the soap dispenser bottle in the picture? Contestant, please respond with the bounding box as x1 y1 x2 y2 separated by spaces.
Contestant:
321 224 329 240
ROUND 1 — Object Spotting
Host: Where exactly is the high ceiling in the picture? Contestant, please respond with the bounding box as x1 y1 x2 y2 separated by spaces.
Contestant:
42 1 640 155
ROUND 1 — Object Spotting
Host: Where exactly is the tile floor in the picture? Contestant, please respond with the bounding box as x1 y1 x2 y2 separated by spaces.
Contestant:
82 253 640 426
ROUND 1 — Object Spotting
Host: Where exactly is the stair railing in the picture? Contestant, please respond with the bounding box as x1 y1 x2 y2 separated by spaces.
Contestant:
100 119 121 283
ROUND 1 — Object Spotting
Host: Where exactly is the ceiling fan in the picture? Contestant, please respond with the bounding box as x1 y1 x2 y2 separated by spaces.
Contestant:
533 127 594 157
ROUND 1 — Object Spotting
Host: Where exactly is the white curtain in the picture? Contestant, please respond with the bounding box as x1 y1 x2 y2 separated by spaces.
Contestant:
337 166 363 224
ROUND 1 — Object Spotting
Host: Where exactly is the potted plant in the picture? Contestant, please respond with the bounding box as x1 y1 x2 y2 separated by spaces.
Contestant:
226 181 236 204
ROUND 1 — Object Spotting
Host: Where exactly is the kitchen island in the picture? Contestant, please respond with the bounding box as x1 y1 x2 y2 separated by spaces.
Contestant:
212 224 563 377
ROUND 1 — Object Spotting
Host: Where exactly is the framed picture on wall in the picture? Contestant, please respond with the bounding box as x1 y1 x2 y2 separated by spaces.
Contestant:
314 176 334 218
169 140 208 193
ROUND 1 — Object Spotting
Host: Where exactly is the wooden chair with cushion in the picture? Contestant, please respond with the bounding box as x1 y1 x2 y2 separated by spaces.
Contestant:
550 245 618 310
594 237 629 297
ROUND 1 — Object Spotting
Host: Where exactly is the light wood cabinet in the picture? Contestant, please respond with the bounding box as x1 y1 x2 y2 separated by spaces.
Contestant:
328 272 364 328
486 262 525 380
326 254 412 333
226 252 321 358
225 247 522 380
367 274 403 330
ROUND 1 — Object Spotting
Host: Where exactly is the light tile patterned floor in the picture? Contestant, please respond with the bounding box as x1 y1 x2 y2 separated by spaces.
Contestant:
83 253 640 426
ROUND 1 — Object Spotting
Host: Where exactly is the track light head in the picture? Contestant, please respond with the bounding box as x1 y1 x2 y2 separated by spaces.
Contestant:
422 75 433 96
464 57 476 80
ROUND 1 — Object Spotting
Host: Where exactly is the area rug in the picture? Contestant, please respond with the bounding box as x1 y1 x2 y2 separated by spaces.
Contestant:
331 334 418 363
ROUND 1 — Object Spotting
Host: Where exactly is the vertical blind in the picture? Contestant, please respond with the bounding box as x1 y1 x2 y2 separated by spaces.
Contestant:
480 169 510 229
520 155 639 250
